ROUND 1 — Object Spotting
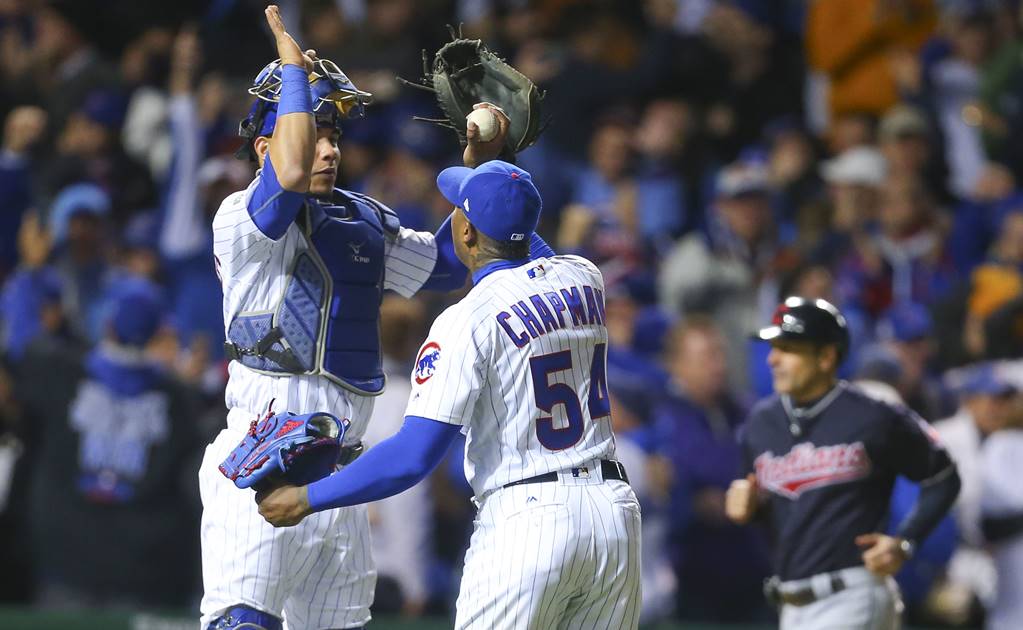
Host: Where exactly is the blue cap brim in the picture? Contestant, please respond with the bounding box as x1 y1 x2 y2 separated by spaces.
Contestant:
437 166 473 207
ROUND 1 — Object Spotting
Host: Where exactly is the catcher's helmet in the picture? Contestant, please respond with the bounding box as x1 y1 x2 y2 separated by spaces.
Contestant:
236 58 373 160
754 296 850 359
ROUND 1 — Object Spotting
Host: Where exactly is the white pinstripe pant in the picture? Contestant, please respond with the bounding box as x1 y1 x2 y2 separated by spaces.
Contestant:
456 475 642 630
198 420 375 630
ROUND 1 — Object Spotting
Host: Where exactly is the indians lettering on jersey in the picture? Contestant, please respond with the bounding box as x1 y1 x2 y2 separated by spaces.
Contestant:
754 442 872 499
495 283 605 348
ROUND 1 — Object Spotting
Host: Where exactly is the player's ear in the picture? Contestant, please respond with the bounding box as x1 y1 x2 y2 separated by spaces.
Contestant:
818 344 838 373
254 136 270 167
463 219 478 248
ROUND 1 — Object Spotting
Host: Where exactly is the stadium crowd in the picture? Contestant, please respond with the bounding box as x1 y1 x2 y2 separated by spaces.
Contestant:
0 0 1022 627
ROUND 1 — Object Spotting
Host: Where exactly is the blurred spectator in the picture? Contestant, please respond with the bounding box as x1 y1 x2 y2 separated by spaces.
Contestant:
363 296 431 618
813 146 887 266
3 0 117 147
18 278 202 609
46 182 114 342
962 210 1023 360
875 302 954 419
806 0 937 121
607 367 676 625
659 156 787 392
558 117 639 258
653 316 771 622
41 88 156 221
979 7 1023 183
836 174 957 318
0 215 65 361
766 120 823 234
878 103 950 203
0 105 47 279
979 407 1023 630
931 362 1018 624
918 1 1001 199
633 99 695 243
825 112 877 155
698 3 805 160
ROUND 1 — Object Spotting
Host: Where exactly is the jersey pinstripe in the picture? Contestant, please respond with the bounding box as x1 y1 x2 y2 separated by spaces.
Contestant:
404 255 616 497
212 176 437 437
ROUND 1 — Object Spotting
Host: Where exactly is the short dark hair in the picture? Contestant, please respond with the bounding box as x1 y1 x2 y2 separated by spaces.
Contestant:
477 229 530 261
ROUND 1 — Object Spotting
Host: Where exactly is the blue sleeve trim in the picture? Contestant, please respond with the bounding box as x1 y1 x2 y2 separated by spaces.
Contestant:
529 232 556 259
306 415 460 511
421 213 468 292
247 154 305 240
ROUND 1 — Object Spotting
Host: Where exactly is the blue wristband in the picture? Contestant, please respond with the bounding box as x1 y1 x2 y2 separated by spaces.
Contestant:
278 64 312 117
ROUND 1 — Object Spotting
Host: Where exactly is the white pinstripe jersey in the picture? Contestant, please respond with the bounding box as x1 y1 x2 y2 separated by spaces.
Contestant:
212 176 437 440
405 255 616 496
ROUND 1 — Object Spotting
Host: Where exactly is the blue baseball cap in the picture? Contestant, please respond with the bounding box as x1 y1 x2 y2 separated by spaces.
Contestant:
49 182 111 244
956 362 1017 397
436 160 542 243
106 278 165 347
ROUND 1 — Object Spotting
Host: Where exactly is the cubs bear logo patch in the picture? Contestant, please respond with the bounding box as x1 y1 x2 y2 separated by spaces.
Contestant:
415 342 441 384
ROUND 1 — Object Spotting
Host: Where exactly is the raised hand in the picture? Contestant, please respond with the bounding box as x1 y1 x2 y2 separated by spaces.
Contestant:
464 102 510 168
264 4 313 73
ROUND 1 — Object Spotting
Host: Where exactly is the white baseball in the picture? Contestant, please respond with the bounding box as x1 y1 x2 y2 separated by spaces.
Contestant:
467 108 499 142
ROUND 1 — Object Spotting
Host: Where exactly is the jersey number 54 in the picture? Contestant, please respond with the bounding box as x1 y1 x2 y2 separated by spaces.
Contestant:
529 343 610 451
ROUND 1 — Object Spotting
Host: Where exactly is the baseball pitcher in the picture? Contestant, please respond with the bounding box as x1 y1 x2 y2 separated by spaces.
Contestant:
255 161 642 630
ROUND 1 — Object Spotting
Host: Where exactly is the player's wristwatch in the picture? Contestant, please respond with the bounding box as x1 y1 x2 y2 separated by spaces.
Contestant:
897 538 916 559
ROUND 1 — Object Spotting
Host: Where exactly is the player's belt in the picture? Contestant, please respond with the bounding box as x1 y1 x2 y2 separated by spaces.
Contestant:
503 460 629 489
764 574 846 607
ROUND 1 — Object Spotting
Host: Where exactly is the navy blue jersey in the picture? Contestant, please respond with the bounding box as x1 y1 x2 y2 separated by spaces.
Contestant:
740 381 953 580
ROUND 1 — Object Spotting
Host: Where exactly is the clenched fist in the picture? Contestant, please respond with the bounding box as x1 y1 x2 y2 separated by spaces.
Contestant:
725 473 760 524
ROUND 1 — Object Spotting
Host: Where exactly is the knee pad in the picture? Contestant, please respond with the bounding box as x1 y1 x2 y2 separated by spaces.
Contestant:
207 605 283 630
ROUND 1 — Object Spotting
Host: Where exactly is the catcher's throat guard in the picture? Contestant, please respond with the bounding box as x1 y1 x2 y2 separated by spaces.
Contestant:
219 410 348 490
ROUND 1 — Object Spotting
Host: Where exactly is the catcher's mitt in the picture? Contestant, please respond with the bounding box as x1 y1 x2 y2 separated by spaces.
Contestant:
401 26 544 153
219 407 347 490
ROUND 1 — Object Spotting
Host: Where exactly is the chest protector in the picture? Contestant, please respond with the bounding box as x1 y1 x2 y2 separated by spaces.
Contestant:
225 190 398 395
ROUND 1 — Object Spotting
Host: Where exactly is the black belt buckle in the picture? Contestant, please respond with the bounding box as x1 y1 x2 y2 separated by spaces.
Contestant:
763 576 782 608
338 442 364 466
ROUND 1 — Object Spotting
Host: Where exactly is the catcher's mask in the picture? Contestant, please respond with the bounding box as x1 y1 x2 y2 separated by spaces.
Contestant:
236 58 373 160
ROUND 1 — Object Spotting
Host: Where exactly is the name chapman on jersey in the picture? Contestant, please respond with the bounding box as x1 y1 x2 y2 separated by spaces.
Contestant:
495 278 605 347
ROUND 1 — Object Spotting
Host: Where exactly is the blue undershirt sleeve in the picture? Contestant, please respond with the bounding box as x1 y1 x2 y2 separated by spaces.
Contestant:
421 213 467 292
306 415 461 511
247 154 306 240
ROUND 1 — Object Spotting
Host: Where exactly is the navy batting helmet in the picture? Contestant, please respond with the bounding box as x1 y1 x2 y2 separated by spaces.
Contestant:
236 58 373 160
754 296 850 359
